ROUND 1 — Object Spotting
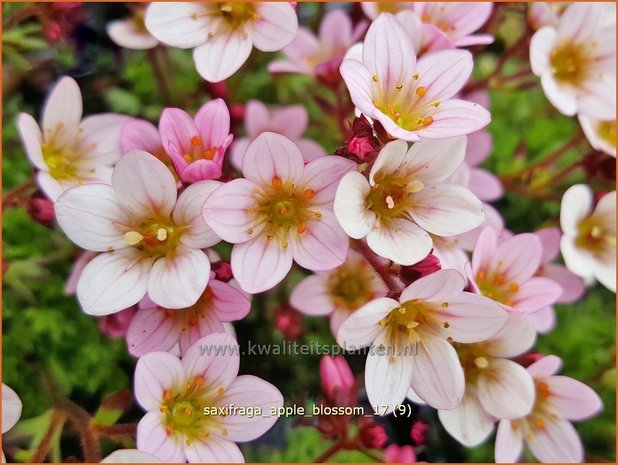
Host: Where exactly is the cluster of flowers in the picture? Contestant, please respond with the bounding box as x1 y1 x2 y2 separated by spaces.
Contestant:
7 2 616 464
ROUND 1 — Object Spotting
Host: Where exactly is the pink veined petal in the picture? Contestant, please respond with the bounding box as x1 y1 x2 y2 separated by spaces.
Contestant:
426 292 508 343
2 384 22 434
136 411 186 463
557 2 603 42
477 358 536 419
366 217 434 266
575 75 616 121
134 351 184 410
365 332 414 414
178 312 226 355
452 34 494 47
268 59 311 76
560 184 593 235
269 105 309 140
301 156 356 205
76 250 152 316
184 438 244 463
121 119 164 154
442 3 493 40
542 263 585 303
159 107 199 160
193 29 253 82
469 168 503 202
202 178 261 243
493 233 543 283
368 139 409 185
174 180 222 249
217 375 283 441
415 50 473 103
438 386 494 447
410 184 485 236
249 2 298 52
195 98 231 147
126 307 179 357
413 99 491 138
526 355 563 378
512 276 563 313
229 138 251 171
494 419 524 463
421 23 455 52
411 330 465 409
230 235 294 293
79 113 133 166
400 268 466 303
107 18 159 50
333 171 376 239
535 227 562 263
290 274 334 316
544 376 603 420
406 387 426 405
181 333 240 389
318 9 353 49
394 10 423 52
147 247 211 309
42 76 82 140
16 113 45 170
526 417 583 463
101 449 162 463
530 27 556 76
209 279 251 321
55 183 129 252
144 2 210 48
402 136 467 185
485 313 537 358
112 150 177 217
337 297 397 348
540 72 577 116
529 306 557 334
296 139 328 162
465 129 492 166
242 132 304 187
472 226 498 277
340 59 378 116
244 100 271 138
290 209 349 271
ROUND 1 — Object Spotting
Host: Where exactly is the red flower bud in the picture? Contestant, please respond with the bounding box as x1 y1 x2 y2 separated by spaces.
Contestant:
411 420 430 445
400 252 441 284
27 195 55 228
211 261 233 283
319 356 356 407
275 305 304 340
358 418 388 449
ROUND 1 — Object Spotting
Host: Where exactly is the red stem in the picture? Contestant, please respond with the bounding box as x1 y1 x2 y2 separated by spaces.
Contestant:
353 239 402 296
314 439 345 463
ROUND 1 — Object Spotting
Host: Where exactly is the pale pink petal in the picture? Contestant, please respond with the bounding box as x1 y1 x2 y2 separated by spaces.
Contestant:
512 277 562 313
55 184 129 252
301 156 356 205
318 9 352 49
127 307 178 357
469 168 503 202
526 417 583 463
421 23 456 51
415 50 473 102
540 72 577 116
493 233 543 283
174 180 222 249
410 184 485 236
193 30 253 82
535 227 562 263
330 309 351 337
249 2 298 51
159 108 198 174
195 98 230 147
526 355 562 378
37 169 70 198
471 226 498 276
544 376 603 420
178 313 226 355
268 59 310 75
209 280 251 321
495 419 524 463
134 351 184 410
485 313 537 358
184 438 244 463
202 178 261 243
112 150 177 217
404 136 467 184
337 298 397 348
406 387 426 405
229 138 251 171
365 332 414 413
576 75 616 121
400 268 466 303
368 139 409 184
182 333 240 389
340 58 378 116
79 113 131 165
2 384 22 434
413 99 491 138
42 76 82 138
443 3 493 40
242 132 304 186
244 100 271 138
333 171 376 239
107 18 159 50
411 331 465 409
136 411 186 462
530 27 556 75
560 184 593 235
64 251 97 296
147 247 211 309
290 274 334 316
296 139 328 161
557 3 603 42
453 34 494 47
77 250 152 316
542 263 585 303
477 358 535 419
16 113 45 170
366 217 433 265
465 129 492 166
102 449 162 463
529 306 556 334
218 375 283 441
144 2 210 48
230 235 294 293
438 387 494 447
121 119 163 154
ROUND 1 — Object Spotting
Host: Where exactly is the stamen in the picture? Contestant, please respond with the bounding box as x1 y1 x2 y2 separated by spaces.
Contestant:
422 116 433 126
415 87 427 97
303 189 315 200
271 176 283 188
190 135 202 147
194 376 205 387
405 180 425 193
396 84 403 90
218 387 225 395
432 101 441 107
474 356 489 369
509 283 519 292
183 154 192 163
166 425 175 436
372 75 379 82
412 73 419 80
125 231 144 246
385 195 395 209
163 389 173 402
494 274 505 285
157 228 168 241
297 223 306 234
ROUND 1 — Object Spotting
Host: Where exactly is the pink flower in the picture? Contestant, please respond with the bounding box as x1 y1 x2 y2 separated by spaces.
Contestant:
268 10 367 83
102 449 162 463
469 227 563 313
579 115 616 157
412 3 494 47
145 3 298 82
17 76 131 201
338 269 508 410
159 99 233 184
530 3 616 119
121 119 166 162
438 314 537 447
334 138 485 265
203 132 356 293
528 3 568 30
107 5 159 50
100 307 137 339
135 333 283 462
410 421 429 445
361 3 414 20
560 184 616 292
229 100 326 170
495 355 602 462
340 14 490 142
290 249 388 337
55 151 220 315
2 384 22 462
384 444 416 463
127 277 251 356
394 11 455 56
319 355 356 407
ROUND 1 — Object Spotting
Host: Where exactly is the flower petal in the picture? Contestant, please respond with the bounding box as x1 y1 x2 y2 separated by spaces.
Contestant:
78 114 132 165
512 277 562 313
290 274 334 316
526 417 583 463
541 263 585 304
560 184 593 235
136 411 186 462
134 351 184 410
400 268 466 303
340 58 376 116
494 233 543 283
209 280 251 321
301 156 356 205
526 355 562 378
544 376 603 420
127 307 178 357
184 438 244 463
366 218 433 265
494 419 524 463
242 132 304 187
403 136 467 185
414 99 491 138
181 333 240 389
195 98 231 147
107 18 159 50
121 119 164 154
337 297 397 348
2 384 22 434
145 2 210 48
102 449 162 463
530 27 556 75
42 76 82 138
174 180 222 249
438 387 494 447
369 139 409 184
333 171 376 239
249 2 298 51
485 313 537 358
193 29 253 82
415 50 473 102
17 113 45 170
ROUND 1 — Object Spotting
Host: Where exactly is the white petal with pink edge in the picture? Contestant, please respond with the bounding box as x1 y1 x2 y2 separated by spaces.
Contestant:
181 333 240 389
438 387 494 447
242 132 304 187
494 419 524 463
134 351 185 410
337 297 397 348
174 180 222 249
136 411 186 462
193 30 253 82
366 217 433 265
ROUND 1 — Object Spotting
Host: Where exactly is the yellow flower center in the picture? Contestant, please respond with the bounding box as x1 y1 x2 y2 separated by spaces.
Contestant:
575 216 615 256
475 268 520 307
550 42 590 85
379 300 425 349
124 219 182 256
41 143 78 181
218 2 258 28
328 265 375 310
366 172 424 227
597 120 616 148
453 342 492 384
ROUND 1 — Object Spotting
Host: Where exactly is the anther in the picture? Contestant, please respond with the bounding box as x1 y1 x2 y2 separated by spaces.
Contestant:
303 189 315 200
415 87 426 97
422 116 433 126
297 223 306 233
372 75 379 82
474 357 489 369
157 228 168 241
396 84 403 90
125 231 144 246
385 195 395 209
271 176 283 188
190 135 202 147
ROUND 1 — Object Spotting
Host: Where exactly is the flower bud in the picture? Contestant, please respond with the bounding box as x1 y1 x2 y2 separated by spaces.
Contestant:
27 195 55 228
411 421 430 445
400 252 441 284
211 261 233 283
319 355 356 407
358 418 388 449
384 444 417 463
99 307 136 339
